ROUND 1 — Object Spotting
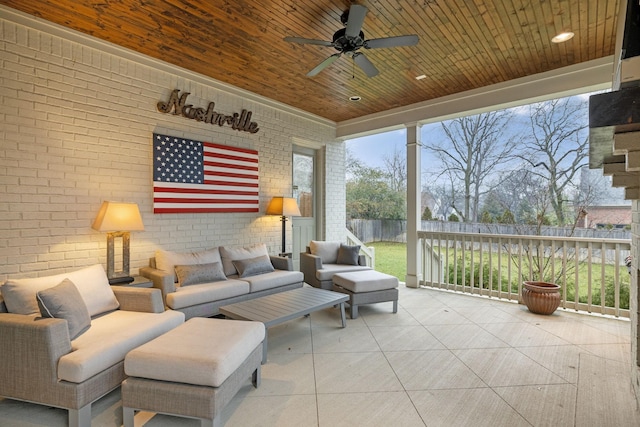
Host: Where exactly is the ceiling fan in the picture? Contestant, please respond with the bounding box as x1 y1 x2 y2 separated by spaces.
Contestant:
284 4 419 78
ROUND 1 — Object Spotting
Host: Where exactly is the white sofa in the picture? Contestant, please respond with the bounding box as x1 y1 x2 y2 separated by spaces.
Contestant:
300 240 371 290
0 264 185 427
140 243 304 319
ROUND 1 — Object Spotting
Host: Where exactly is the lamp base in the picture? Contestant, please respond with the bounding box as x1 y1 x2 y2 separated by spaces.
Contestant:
108 276 135 285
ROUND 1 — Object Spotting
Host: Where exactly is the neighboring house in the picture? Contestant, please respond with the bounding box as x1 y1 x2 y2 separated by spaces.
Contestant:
577 205 632 229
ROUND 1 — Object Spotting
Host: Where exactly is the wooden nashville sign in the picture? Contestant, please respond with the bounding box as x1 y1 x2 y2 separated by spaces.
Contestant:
157 89 260 134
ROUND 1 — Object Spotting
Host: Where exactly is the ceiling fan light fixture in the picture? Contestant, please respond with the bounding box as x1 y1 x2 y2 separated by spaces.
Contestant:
551 31 574 43
284 4 418 78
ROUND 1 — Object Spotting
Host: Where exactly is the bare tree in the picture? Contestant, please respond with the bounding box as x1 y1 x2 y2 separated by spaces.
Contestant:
423 110 516 222
383 148 407 192
516 97 589 225
424 178 465 220
573 166 624 208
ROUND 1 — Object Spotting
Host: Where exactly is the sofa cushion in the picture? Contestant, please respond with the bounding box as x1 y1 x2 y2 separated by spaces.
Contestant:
316 264 372 282
58 309 185 383
337 244 361 265
175 262 226 287
1 264 119 317
125 318 265 388
36 279 91 340
242 270 304 293
233 255 275 278
309 241 341 264
165 279 250 310
155 248 222 282
220 243 269 276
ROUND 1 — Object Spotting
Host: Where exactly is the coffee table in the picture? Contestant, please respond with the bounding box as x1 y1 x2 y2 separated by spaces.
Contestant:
219 287 348 363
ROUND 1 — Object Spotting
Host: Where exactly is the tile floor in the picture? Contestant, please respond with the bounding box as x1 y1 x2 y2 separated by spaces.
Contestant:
1 285 639 426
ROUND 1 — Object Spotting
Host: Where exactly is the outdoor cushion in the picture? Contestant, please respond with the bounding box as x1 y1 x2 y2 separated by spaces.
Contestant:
220 243 269 276
309 241 341 264
1 264 119 317
165 279 250 310
233 255 275 278
125 317 265 388
336 244 361 265
174 262 226 287
58 309 184 383
36 278 91 340
333 270 399 293
155 248 222 282
241 270 304 293
315 264 371 281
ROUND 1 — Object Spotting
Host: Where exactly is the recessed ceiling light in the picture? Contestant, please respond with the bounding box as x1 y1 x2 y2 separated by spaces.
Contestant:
415 74 427 80
349 96 361 102
552 31 574 43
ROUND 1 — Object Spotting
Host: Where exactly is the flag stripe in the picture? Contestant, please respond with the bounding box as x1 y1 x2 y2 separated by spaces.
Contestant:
154 186 258 196
207 152 258 165
204 171 259 180
203 160 259 172
204 141 258 156
154 198 258 204
204 179 258 188
154 207 259 214
153 133 259 214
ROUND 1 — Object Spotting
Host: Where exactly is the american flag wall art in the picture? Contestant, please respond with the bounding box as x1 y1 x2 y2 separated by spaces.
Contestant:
153 133 259 214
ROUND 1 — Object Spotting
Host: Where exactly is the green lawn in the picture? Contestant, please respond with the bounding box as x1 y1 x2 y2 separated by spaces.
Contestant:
367 241 407 281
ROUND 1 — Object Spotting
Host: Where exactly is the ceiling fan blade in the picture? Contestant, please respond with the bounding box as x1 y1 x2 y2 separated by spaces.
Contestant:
345 4 368 38
364 35 420 49
307 53 341 77
352 52 379 77
284 36 333 47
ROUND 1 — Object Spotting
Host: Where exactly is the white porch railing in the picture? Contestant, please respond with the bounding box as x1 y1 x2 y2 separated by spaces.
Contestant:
418 230 631 318
346 229 375 269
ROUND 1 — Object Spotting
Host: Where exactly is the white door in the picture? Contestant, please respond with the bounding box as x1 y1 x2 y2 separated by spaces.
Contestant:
292 150 316 270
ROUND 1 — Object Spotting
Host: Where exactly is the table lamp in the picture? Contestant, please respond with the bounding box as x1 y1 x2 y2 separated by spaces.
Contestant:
92 201 144 284
266 197 301 256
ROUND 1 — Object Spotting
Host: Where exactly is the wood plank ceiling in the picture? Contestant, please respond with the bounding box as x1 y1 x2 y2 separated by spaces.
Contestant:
1 0 620 123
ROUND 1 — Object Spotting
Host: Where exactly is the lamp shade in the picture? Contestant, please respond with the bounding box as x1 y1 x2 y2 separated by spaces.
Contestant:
92 201 144 232
266 197 301 217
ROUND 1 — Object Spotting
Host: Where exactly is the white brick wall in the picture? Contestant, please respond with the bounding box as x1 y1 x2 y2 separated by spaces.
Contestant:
0 14 342 280
324 142 347 241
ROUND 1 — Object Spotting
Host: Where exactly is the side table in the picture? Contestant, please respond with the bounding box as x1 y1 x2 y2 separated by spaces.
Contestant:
110 276 152 288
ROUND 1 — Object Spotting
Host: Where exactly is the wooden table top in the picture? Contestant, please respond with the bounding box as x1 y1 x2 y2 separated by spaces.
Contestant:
219 286 348 328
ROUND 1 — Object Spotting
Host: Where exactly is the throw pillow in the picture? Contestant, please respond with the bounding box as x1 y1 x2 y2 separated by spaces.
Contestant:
309 240 341 264
220 243 269 276
233 255 275 278
174 262 227 287
36 278 91 340
337 244 361 265
1 264 118 317
156 248 222 283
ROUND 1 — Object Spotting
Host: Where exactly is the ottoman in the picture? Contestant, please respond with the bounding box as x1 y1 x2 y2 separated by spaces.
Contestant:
122 317 265 427
332 270 399 319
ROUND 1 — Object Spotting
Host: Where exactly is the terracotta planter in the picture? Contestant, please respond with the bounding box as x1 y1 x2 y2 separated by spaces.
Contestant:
522 281 561 315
